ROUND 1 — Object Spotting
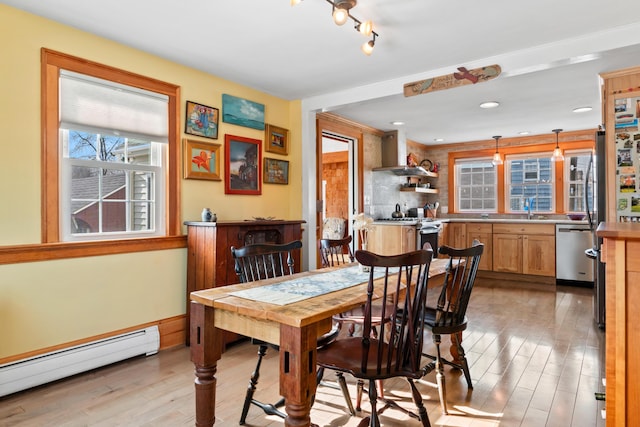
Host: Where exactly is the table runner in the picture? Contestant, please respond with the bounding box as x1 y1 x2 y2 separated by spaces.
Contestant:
229 265 394 306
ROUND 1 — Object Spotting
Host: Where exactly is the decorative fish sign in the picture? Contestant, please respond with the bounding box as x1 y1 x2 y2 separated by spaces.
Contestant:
404 64 501 97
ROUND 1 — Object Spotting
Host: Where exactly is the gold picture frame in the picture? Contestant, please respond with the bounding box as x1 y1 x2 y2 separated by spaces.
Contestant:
263 157 289 185
264 124 289 155
183 139 221 180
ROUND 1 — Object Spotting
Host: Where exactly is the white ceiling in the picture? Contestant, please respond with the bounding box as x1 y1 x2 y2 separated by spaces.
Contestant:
5 0 640 144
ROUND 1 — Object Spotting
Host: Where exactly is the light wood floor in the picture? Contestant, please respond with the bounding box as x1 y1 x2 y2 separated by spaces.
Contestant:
0 279 606 427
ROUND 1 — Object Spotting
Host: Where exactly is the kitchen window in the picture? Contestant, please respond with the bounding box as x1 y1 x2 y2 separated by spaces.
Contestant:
505 153 554 212
564 149 594 213
454 158 497 212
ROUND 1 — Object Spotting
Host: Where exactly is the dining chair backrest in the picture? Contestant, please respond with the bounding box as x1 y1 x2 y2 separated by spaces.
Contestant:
231 240 302 283
319 235 355 268
354 247 434 374
434 239 484 327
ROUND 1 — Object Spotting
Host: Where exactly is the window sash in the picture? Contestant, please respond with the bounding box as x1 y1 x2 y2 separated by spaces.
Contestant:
60 135 166 241
505 153 555 212
455 158 497 213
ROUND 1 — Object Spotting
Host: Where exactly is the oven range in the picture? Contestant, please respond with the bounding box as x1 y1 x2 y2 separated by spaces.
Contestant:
373 218 443 255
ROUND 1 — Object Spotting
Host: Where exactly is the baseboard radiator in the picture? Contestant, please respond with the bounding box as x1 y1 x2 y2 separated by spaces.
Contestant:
0 326 159 397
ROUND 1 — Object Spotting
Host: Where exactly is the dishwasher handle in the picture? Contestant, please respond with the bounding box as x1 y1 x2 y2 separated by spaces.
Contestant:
557 228 591 233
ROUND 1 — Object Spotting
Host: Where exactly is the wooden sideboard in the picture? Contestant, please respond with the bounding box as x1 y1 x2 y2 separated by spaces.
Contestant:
597 222 640 426
184 219 305 345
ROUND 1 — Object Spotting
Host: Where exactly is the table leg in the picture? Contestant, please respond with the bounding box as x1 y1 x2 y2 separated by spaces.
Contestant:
190 302 223 427
279 323 318 427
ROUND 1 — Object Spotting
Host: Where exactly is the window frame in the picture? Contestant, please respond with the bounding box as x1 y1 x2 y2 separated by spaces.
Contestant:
41 49 181 248
454 157 498 213
504 152 555 213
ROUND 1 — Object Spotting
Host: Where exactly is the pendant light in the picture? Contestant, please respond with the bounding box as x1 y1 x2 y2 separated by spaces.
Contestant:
491 135 503 166
551 129 564 161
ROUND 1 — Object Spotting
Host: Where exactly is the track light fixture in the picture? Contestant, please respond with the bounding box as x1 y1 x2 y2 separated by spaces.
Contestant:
291 0 379 55
551 129 564 161
491 135 503 166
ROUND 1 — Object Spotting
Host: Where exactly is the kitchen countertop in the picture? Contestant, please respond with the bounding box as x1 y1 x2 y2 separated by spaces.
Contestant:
441 217 589 225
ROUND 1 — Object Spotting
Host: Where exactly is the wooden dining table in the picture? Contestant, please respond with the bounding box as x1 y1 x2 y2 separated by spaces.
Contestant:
189 257 452 427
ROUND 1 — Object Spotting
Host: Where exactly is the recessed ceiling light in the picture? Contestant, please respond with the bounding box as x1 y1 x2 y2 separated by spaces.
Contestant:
434 138 444 142
390 121 405 126
518 131 530 135
573 106 593 113
479 101 500 109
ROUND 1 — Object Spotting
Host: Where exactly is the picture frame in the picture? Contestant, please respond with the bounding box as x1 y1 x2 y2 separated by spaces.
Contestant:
183 139 221 180
263 157 289 185
222 94 265 130
185 101 219 139
264 124 289 155
224 134 262 195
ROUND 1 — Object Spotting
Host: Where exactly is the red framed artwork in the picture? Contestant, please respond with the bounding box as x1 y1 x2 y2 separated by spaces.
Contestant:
224 134 262 195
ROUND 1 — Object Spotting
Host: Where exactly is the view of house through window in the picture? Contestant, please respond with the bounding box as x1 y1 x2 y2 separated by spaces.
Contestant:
506 154 554 212
455 158 497 212
61 131 165 238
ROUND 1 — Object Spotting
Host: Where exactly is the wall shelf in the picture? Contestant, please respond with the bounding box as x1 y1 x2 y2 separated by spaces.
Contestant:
400 187 439 194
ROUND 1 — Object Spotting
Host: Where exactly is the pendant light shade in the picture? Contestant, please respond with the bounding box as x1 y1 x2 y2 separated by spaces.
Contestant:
551 129 564 161
491 135 503 166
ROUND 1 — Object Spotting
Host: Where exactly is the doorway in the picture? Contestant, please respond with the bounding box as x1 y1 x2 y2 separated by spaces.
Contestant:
316 116 364 265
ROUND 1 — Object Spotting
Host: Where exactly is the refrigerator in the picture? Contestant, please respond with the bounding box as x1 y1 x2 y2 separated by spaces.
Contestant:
586 110 640 328
585 130 606 329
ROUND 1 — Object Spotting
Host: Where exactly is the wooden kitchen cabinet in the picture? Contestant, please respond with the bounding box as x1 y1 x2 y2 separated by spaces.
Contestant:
447 222 467 249
597 223 640 427
368 224 416 255
492 233 523 273
492 223 555 277
466 223 492 270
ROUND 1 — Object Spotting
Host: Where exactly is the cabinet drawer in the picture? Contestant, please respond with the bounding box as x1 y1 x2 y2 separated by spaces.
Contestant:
492 223 554 235
466 223 492 233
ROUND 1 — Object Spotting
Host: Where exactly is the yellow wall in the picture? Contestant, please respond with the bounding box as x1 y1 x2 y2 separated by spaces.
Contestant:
0 5 302 358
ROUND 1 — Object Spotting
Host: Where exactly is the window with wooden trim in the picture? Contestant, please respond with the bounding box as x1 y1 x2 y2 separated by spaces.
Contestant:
454 158 497 212
505 153 555 213
42 49 180 244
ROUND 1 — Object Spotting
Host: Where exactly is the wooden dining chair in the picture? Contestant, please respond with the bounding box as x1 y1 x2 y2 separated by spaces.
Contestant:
231 240 354 424
319 235 354 267
316 248 435 427
423 239 484 415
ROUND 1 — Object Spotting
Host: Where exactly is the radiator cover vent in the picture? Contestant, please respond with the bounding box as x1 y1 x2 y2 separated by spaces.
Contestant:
0 326 160 397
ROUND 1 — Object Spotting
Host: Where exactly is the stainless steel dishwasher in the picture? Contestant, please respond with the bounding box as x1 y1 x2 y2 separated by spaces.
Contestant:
555 223 594 284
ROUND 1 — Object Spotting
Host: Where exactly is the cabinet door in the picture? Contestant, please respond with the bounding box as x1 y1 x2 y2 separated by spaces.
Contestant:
492 233 523 273
467 231 492 271
401 226 417 253
447 223 467 249
367 225 404 255
523 234 555 276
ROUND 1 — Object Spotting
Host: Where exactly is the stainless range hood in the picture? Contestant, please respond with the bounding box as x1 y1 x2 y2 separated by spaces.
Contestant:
372 130 434 176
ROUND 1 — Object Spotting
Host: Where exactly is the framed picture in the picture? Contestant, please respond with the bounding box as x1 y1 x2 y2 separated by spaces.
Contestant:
225 134 262 195
183 139 221 180
264 158 289 185
222 94 265 130
264 124 289 155
185 101 219 139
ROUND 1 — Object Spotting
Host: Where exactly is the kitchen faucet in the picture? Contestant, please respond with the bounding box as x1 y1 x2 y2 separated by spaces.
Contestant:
525 197 535 220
